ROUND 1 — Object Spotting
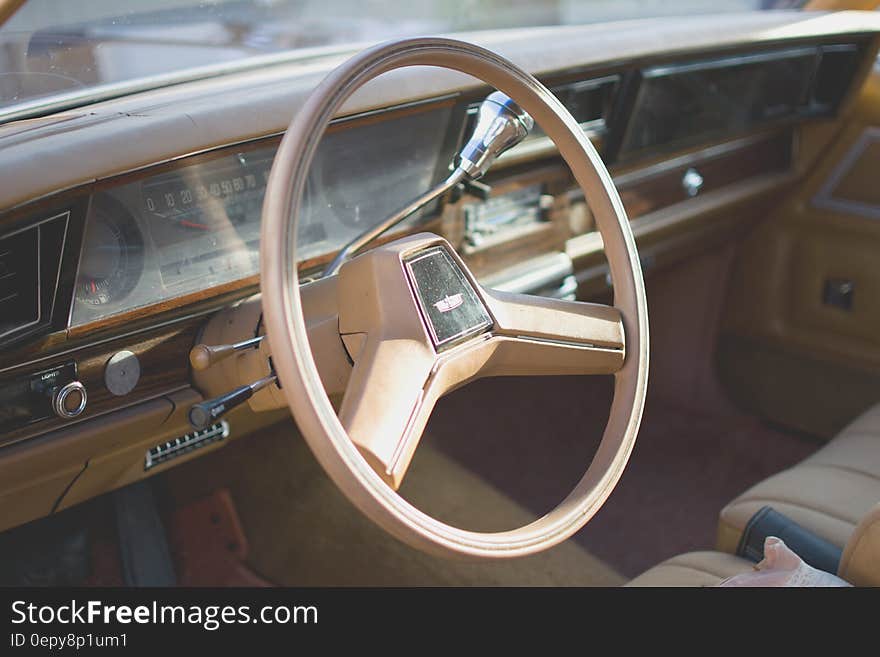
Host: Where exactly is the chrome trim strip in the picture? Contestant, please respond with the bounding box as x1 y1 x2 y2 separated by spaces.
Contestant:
387 390 425 477
644 46 818 78
567 170 796 283
611 133 781 188
0 300 237 376
512 335 623 352
0 210 69 240
481 251 574 296
496 122 603 167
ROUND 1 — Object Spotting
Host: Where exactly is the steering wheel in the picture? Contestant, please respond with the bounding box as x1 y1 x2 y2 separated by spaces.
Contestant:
260 38 648 559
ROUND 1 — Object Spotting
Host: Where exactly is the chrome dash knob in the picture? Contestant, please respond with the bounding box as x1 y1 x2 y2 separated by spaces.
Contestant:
51 380 87 419
682 167 704 198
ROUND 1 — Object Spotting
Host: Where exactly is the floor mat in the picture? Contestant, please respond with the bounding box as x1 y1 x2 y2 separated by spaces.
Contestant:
161 423 625 587
424 375 821 577
65 489 268 587
166 488 270 587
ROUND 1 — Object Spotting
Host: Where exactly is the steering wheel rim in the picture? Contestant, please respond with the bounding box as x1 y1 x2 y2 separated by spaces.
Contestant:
260 37 649 559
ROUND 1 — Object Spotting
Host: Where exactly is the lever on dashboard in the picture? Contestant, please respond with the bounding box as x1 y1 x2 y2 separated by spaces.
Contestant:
188 334 273 429
188 373 277 430
189 335 264 371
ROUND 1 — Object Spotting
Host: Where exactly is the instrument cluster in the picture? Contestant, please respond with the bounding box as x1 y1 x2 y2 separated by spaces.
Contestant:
71 103 458 326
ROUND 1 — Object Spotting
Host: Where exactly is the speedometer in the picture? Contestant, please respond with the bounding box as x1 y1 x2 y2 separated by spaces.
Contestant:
75 200 144 307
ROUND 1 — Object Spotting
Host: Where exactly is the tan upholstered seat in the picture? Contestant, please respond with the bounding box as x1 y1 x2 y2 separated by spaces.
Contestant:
631 502 880 587
717 403 880 553
626 551 754 587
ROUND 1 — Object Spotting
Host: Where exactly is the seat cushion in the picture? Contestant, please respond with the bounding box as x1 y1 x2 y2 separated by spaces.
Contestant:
718 402 880 553
627 551 754 587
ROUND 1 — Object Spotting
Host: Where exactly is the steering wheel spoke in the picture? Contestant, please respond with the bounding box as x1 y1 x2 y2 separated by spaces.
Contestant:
479 289 626 376
334 234 479 489
338 337 438 490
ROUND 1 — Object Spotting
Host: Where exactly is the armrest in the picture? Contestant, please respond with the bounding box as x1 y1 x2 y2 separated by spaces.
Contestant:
736 506 842 574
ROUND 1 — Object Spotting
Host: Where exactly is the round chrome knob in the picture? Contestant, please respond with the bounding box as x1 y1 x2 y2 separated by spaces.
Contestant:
682 167 704 198
51 380 87 419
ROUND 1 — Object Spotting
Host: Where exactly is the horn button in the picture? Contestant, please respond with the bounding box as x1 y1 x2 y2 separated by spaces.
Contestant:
403 246 492 351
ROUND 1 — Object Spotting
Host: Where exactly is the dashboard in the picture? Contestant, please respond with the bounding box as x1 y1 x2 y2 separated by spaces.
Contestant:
50 37 866 330
0 12 877 534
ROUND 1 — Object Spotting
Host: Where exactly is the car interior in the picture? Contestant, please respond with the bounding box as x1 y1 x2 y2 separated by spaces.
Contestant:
1 1 880 587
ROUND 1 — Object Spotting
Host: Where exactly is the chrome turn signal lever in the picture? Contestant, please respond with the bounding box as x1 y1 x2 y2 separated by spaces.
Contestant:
322 91 533 277
455 90 534 179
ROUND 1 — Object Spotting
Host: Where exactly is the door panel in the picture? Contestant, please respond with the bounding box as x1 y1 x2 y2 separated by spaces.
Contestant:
720 68 880 438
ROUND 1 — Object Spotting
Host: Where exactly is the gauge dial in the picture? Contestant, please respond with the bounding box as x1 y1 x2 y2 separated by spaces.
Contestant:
75 201 144 307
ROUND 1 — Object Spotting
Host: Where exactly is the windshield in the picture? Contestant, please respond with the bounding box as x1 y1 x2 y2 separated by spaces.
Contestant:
0 0 805 117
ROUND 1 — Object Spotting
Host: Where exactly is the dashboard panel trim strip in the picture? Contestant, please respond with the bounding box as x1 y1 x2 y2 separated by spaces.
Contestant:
610 132 790 188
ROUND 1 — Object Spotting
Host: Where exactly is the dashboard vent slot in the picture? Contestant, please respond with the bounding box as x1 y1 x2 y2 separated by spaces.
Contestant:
0 226 41 341
0 212 69 346
144 421 230 470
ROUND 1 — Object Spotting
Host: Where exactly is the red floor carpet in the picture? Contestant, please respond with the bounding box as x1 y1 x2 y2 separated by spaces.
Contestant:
424 375 820 577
